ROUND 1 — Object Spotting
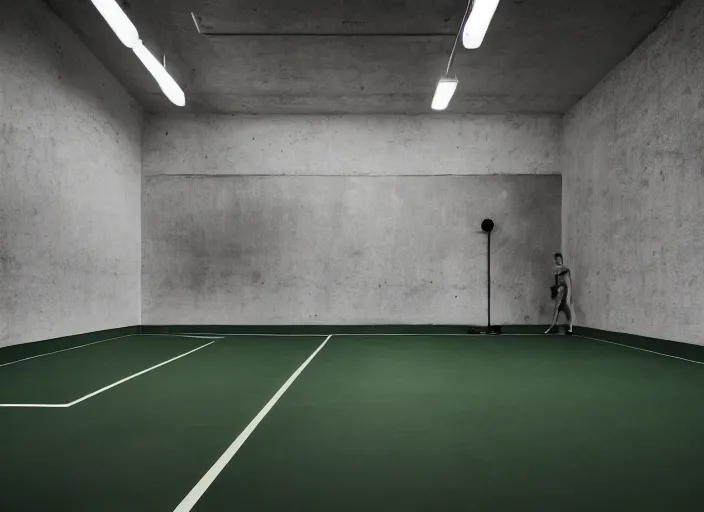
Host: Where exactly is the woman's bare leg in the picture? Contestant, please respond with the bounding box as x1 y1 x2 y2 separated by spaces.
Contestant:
563 302 573 334
545 288 565 333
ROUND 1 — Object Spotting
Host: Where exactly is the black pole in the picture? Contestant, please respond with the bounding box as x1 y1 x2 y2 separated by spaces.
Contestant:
480 218 498 335
487 230 491 333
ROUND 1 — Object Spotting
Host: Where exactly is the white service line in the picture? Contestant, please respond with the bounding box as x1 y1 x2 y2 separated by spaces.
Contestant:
172 334 333 512
0 340 218 408
0 403 70 408
576 335 704 365
0 334 137 368
65 340 218 406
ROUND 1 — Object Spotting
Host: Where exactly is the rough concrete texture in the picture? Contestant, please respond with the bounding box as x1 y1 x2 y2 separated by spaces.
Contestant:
563 0 704 345
0 0 142 347
44 0 676 114
143 115 562 176
143 175 560 325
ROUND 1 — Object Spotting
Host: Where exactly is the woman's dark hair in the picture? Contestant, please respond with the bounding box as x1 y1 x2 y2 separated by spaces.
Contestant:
554 252 563 260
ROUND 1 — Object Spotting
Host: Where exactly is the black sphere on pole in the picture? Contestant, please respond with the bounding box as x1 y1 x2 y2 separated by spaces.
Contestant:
481 219 494 233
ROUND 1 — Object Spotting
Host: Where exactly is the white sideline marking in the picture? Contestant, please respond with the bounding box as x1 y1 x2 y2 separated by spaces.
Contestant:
576 335 704 365
0 334 137 368
0 340 217 408
171 332 329 337
172 335 333 512
149 334 225 340
334 333 540 336
180 336 224 339
171 332 541 337
0 403 70 408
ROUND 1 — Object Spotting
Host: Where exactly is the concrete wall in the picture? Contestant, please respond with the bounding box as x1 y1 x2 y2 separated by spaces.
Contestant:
563 0 704 345
144 114 562 176
0 0 142 347
143 115 561 325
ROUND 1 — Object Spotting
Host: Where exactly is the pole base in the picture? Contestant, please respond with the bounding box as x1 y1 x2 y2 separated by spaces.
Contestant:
466 326 502 335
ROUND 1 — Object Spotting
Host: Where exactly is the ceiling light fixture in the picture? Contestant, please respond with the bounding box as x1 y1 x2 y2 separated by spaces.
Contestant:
462 0 501 49
88 0 186 107
431 0 474 111
432 76 459 111
89 0 140 48
133 41 186 107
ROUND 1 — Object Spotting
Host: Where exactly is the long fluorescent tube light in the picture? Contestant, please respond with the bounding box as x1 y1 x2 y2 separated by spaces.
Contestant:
88 0 186 106
462 0 500 49
133 41 186 107
432 76 458 111
89 0 140 48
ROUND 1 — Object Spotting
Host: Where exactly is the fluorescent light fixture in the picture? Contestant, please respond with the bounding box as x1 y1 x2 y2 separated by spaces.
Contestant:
88 0 186 106
431 76 458 111
133 41 186 107
89 0 140 48
462 0 500 49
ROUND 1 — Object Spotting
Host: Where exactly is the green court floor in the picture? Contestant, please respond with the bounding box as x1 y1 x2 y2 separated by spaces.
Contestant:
1 332 703 511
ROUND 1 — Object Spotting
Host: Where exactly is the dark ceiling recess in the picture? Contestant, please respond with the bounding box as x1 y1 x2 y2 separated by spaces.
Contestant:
189 0 467 36
192 11 456 36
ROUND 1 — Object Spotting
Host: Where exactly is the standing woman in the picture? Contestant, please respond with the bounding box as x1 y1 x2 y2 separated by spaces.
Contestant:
546 253 574 334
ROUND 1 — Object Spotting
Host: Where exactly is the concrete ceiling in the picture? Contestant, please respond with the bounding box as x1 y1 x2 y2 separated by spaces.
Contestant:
45 0 679 115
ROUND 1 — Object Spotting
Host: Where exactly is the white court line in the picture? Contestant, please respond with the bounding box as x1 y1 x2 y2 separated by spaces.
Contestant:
165 332 329 337
576 335 704 365
332 333 541 336
0 334 137 368
170 332 542 337
148 334 225 340
66 340 218 406
0 403 70 408
173 334 333 512
0 340 218 408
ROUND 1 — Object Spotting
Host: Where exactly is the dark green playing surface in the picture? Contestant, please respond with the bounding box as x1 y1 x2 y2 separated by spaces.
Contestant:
1 332 703 511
